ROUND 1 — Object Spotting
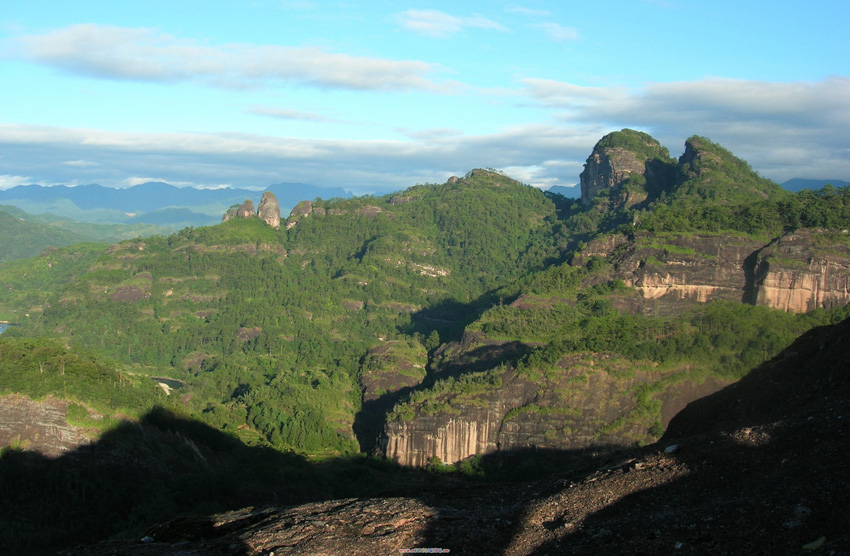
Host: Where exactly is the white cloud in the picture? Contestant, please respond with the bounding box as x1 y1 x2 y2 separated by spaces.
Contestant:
8 24 443 91
397 10 509 38
247 106 341 123
523 76 850 183
62 159 99 167
1 76 848 194
529 22 580 42
505 5 551 17
0 175 34 189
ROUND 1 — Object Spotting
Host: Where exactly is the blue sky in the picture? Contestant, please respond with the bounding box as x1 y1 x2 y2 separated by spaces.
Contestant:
1 0 848 194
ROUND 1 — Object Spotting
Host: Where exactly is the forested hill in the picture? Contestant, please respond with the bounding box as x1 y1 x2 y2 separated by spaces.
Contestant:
0 208 89 262
2 132 850 553
0 168 572 455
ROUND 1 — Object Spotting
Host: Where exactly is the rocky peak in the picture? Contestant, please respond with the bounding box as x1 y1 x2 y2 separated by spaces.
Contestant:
579 129 675 209
257 192 281 229
236 199 254 218
221 194 280 228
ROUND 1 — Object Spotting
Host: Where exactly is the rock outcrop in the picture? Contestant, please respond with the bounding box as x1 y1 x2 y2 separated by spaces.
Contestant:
236 199 254 219
579 131 786 208
221 194 281 228
752 229 850 312
381 341 729 467
256 192 281 228
579 129 675 208
0 394 90 457
575 229 850 314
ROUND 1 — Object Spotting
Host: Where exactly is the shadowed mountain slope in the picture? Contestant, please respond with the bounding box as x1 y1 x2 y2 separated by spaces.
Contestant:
65 316 850 555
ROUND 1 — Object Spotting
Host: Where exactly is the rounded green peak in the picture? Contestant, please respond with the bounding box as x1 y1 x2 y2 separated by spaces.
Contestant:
595 129 671 161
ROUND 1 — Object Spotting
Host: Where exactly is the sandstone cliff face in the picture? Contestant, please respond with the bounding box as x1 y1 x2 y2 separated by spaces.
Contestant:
580 147 646 207
753 229 850 312
576 229 850 314
610 233 764 306
381 352 727 467
382 370 535 467
236 199 254 219
578 130 675 209
0 394 90 457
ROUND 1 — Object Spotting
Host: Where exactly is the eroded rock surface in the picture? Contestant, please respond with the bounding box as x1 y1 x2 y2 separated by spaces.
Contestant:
0 394 90 457
576 229 850 313
256 192 281 229
753 229 850 312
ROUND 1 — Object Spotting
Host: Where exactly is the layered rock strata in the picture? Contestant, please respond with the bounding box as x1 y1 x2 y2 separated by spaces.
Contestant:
752 229 850 312
575 229 850 314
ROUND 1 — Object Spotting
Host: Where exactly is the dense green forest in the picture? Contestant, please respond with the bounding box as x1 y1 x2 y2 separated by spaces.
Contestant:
2 132 850 552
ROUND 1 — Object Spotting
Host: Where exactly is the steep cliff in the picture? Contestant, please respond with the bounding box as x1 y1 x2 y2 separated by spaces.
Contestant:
575 229 850 313
382 346 728 467
380 226 850 467
752 229 850 312
600 232 765 309
579 129 676 208
66 316 850 556
579 131 787 209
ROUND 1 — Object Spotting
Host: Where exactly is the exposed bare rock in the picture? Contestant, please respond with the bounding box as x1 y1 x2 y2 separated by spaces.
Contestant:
236 199 254 219
580 147 646 207
579 130 675 208
256 192 281 229
222 199 256 223
288 200 313 219
390 195 414 205
0 394 91 457
381 344 731 467
359 205 383 218
574 229 850 313
221 206 238 223
753 229 850 312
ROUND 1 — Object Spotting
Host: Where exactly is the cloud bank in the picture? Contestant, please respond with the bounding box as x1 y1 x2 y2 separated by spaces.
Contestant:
0 75 846 192
9 24 443 91
397 10 509 38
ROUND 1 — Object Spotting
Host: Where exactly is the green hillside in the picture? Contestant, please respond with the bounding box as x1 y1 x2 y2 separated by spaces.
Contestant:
0 209 91 262
3 136 850 551
0 169 570 455
0 205 172 262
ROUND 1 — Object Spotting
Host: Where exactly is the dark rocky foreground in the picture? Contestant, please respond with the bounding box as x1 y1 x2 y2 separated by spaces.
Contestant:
65 317 850 555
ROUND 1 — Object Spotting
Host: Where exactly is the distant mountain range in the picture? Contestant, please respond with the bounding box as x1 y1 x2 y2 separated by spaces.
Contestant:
779 178 849 192
0 182 352 227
